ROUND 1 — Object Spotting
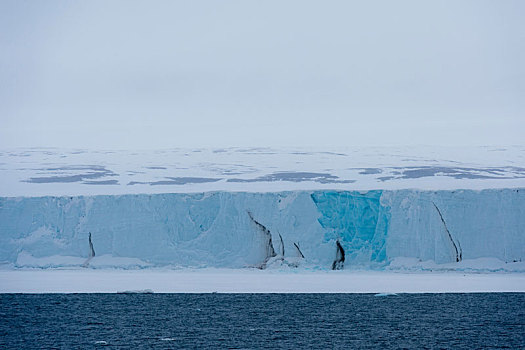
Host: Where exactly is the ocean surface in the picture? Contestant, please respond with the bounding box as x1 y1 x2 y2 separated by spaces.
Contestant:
1 293 524 349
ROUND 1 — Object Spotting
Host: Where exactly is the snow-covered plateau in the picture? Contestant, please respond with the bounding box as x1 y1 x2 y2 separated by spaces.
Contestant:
0 147 524 292
1 146 525 196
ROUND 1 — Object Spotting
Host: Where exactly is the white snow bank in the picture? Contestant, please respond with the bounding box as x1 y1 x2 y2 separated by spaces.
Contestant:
387 257 525 273
1 269 524 293
16 252 85 268
15 252 151 269
10 253 525 273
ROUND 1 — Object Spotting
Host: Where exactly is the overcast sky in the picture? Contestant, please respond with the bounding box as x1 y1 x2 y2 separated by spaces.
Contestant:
1 0 523 149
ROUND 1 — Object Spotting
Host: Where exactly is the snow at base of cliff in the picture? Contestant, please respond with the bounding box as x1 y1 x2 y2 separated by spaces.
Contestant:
2 269 524 293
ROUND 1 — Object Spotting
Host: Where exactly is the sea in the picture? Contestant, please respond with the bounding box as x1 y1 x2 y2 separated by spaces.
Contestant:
1 293 524 349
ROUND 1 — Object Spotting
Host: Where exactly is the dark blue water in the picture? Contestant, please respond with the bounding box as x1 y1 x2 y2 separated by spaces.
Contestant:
1 293 524 349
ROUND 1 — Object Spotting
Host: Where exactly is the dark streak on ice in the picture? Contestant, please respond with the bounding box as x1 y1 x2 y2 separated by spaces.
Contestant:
82 232 96 268
228 172 355 184
377 166 525 181
247 211 276 269
128 177 222 186
278 233 285 257
24 165 117 183
432 202 462 263
88 232 96 258
294 242 305 259
83 180 119 185
378 176 395 181
332 240 345 270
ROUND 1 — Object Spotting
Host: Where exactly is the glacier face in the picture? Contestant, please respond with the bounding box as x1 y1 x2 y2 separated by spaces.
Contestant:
311 191 389 265
0 189 523 269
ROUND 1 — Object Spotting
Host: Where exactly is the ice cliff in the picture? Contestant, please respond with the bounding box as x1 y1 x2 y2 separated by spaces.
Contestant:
0 189 523 270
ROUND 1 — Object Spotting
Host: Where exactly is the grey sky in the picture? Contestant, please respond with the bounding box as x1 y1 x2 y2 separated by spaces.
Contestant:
1 0 524 149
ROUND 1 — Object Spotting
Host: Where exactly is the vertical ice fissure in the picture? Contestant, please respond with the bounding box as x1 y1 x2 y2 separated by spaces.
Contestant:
432 202 462 262
82 232 96 267
294 242 305 259
247 211 277 268
457 239 463 262
332 240 345 270
89 232 96 258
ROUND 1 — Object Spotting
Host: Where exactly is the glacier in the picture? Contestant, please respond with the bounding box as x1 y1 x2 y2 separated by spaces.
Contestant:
0 189 523 271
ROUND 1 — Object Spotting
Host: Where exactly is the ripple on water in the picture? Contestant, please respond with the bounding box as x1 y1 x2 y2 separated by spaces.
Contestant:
0 293 524 349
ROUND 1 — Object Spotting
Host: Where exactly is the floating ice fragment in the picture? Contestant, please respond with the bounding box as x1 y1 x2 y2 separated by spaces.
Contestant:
117 289 154 294
374 293 398 297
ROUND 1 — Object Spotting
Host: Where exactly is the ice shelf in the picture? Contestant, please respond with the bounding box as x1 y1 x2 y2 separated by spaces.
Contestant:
1 189 523 271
